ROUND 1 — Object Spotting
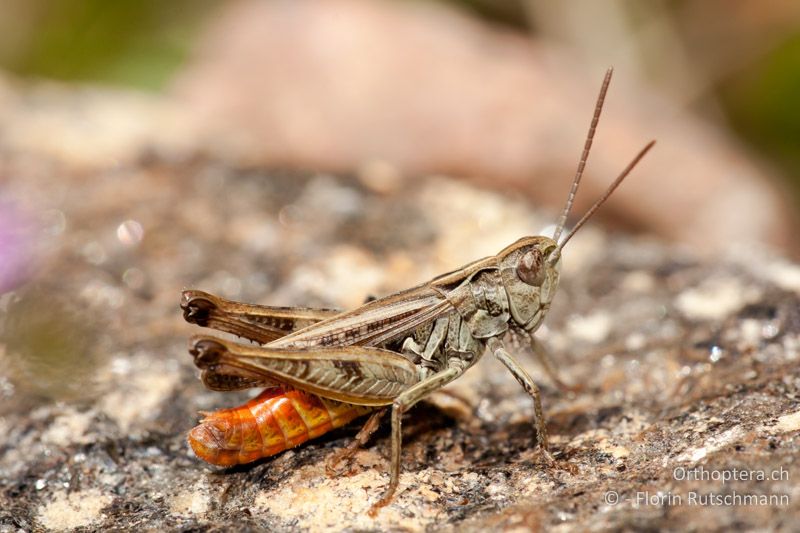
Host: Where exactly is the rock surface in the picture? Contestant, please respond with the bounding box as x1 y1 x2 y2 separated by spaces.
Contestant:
0 80 799 532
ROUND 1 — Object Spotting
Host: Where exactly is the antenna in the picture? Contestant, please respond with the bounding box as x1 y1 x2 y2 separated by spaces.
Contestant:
548 140 656 265
551 67 614 244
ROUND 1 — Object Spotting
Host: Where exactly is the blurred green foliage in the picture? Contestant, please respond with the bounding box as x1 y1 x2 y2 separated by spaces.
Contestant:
444 0 528 29
1 0 218 90
1 285 103 402
724 32 800 193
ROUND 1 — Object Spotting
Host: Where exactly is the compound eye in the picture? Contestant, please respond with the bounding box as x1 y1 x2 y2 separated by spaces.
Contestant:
517 249 546 286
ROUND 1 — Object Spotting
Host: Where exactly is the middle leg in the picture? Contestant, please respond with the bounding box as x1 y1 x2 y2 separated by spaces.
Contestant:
326 408 387 476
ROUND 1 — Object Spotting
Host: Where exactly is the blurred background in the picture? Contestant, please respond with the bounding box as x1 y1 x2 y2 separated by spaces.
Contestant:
2 5 799 529
1 0 799 248
0 0 799 404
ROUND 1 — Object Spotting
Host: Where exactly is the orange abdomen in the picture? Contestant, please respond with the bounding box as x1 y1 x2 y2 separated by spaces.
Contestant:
189 388 372 466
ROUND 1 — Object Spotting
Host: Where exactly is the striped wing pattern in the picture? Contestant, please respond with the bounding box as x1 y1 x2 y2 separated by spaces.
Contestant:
270 288 450 349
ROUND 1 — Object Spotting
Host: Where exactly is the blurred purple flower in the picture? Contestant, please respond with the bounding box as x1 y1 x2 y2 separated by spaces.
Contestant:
0 202 35 293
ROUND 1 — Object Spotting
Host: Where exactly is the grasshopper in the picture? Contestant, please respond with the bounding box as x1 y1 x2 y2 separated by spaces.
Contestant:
181 68 654 513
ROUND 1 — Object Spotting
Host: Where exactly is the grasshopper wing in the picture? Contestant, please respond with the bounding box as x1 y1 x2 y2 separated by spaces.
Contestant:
273 254 502 350
186 267 475 391
190 335 420 405
269 284 457 349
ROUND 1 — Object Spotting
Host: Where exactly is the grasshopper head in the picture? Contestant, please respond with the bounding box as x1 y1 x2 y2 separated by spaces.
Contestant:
497 236 560 331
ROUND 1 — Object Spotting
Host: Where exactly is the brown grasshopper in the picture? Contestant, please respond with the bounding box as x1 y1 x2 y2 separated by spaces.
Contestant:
181 68 654 513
